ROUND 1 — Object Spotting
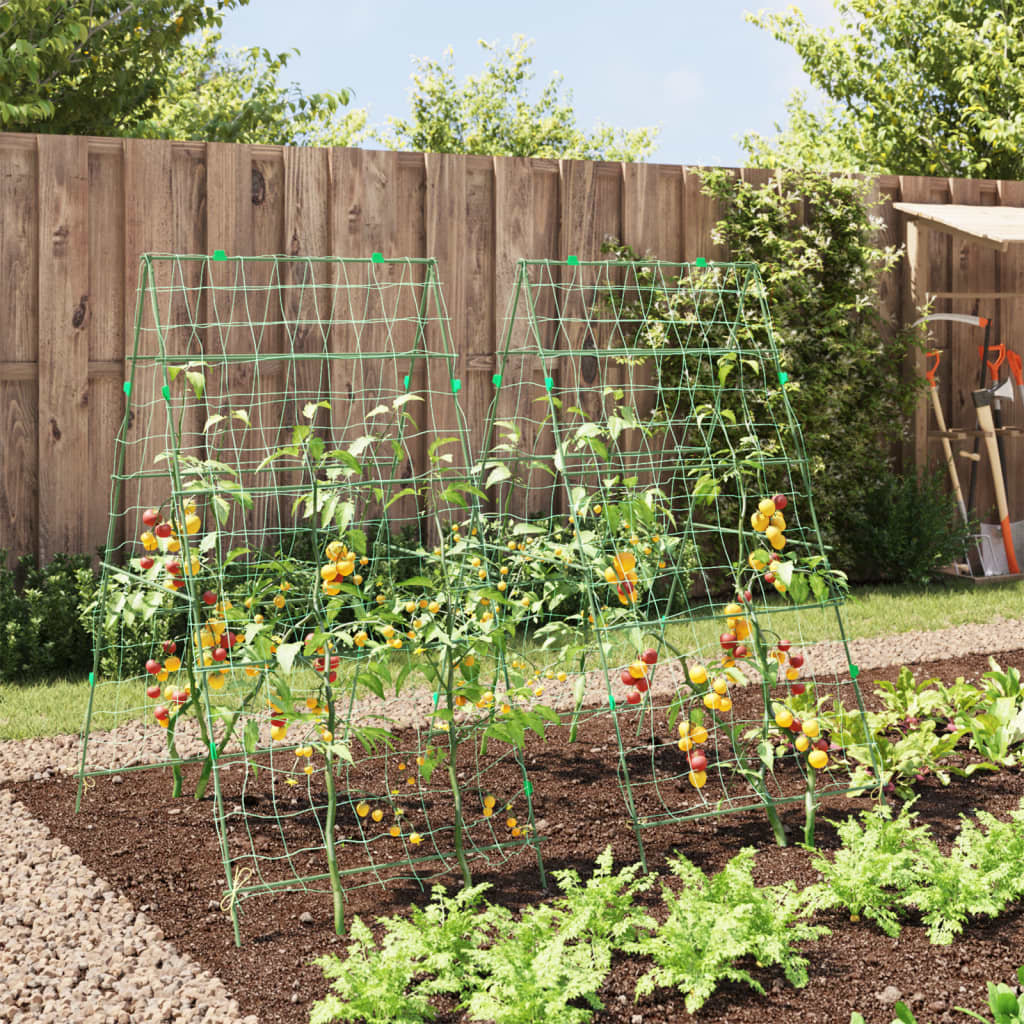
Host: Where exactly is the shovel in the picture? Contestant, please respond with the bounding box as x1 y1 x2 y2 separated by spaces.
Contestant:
972 378 1020 575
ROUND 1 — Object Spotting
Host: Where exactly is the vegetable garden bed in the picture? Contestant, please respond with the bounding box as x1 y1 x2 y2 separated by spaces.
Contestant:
8 646 1024 1024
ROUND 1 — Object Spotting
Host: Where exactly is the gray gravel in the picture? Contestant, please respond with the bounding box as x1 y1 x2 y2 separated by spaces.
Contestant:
0 616 1021 1024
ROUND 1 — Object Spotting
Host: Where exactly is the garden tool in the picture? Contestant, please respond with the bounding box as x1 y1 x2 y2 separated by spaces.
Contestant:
1007 349 1024 406
924 350 969 524
971 378 1020 575
977 342 1009 478
911 313 990 520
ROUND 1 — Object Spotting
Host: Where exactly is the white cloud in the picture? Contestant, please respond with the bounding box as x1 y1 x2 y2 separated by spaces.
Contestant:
663 67 705 107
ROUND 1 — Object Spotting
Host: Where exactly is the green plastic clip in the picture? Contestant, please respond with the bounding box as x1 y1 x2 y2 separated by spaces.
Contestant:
161 384 171 400
122 381 131 397
849 664 860 679
544 376 554 392
209 741 218 762
403 374 411 391
695 257 708 268
567 255 579 265
451 379 462 394
523 780 533 796
492 373 502 387
432 691 440 705
778 371 789 385
609 694 616 710
88 672 95 687
213 249 227 262
371 252 384 263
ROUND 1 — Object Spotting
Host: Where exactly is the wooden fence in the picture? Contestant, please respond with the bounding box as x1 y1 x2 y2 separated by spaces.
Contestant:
1 131 1023 564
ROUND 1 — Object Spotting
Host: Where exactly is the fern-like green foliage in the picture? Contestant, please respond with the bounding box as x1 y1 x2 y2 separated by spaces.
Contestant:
310 915 436 1024
903 806 1024 945
309 883 494 1024
624 847 828 1013
804 802 934 937
464 846 657 1024
310 848 656 1024
807 800 1024 946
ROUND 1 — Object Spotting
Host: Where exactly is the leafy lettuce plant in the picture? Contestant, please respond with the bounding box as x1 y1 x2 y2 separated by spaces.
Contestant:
624 847 828 1013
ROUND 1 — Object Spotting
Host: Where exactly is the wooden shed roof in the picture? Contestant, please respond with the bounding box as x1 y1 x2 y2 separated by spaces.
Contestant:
893 202 1024 251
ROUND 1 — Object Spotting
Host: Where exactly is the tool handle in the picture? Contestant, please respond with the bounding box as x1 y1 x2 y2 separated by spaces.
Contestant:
977 343 1006 380
974 398 1020 574
1006 349 1023 387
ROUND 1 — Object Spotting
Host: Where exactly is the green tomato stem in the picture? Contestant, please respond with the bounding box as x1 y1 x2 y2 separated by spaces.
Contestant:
322 748 345 934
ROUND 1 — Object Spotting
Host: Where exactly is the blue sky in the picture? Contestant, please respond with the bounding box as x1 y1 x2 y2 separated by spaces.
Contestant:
214 0 843 166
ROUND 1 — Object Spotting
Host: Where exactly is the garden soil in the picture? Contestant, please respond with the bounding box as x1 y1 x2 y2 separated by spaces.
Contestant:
2 618 1024 1024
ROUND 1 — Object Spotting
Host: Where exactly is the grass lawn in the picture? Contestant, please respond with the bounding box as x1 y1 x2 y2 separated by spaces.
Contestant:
1 578 1021 744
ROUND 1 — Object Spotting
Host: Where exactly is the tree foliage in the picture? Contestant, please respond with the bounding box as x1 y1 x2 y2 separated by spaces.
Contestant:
0 0 245 134
377 36 660 161
743 0 1024 178
134 30 369 146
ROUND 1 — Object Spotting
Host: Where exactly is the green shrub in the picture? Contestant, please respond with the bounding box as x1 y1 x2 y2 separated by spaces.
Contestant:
604 167 921 577
0 550 97 681
845 467 976 583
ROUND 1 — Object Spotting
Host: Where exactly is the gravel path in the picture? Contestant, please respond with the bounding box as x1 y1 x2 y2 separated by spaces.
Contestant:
1 616 1022 1024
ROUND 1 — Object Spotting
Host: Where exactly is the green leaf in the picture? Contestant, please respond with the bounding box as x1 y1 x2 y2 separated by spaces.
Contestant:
203 414 225 432
788 573 810 605
484 463 512 488
398 575 434 587
185 371 205 398
211 495 230 525
429 436 460 458
302 400 331 419
243 720 259 754
275 641 303 674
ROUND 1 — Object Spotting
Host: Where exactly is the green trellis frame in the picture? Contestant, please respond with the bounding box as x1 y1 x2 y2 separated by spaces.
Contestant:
479 256 881 866
77 253 550 944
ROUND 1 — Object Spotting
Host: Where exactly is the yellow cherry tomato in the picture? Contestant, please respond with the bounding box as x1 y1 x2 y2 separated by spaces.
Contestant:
775 708 794 729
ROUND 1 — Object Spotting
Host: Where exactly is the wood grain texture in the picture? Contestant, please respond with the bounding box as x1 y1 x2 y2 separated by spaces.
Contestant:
995 180 1024 525
38 134 90 561
204 142 257 547
949 179 998 525
493 157 560 519
0 139 39 564
5 136 1024 558
122 137 174 545
423 152 468 533
87 141 125 558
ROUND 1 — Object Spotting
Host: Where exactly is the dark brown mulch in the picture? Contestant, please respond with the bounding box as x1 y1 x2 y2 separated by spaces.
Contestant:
7 648 1024 1024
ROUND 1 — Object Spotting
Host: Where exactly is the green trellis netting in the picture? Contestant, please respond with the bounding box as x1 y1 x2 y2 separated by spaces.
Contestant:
77 251 878 944
78 253 549 943
479 257 878 861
